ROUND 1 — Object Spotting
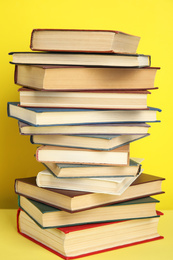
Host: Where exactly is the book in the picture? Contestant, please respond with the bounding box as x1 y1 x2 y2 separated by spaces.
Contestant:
31 133 149 151
36 144 130 166
9 52 151 68
42 158 142 178
15 65 158 91
19 88 150 109
18 121 151 135
7 102 161 126
30 29 140 53
17 209 163 259
15 173 165 212
36 168 141 195
18 195 160 228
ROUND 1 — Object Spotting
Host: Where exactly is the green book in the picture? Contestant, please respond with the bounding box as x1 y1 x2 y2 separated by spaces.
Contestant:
18 195 159 229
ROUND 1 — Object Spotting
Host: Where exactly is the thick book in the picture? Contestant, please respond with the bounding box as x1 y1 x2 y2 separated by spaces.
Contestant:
15 173 165 212
36 144 130 166
31 133 149 151
18 121 151 135
30 29 140 53
18 195 160 228
17 209 163 259
9 52 151 68
19 87 150 109
42 158 142 178
36 168 141 195
15 65 158 91
7 102 161 126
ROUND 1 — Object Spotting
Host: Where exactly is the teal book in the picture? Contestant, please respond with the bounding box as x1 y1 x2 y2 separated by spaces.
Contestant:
7 102 161 126
18 195 160 229
42 158 142 178
30 133 149 151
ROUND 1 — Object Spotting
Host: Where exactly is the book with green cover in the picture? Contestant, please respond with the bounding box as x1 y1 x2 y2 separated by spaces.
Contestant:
18 195 160 229
42 158 142 178
30 133 149 151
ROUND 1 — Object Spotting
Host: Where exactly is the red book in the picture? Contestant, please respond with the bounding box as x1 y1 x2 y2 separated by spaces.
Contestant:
30 29 140 53
17 209 163 259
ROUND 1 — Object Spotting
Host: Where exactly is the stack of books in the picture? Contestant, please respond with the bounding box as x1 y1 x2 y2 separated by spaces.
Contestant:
8 29 165 259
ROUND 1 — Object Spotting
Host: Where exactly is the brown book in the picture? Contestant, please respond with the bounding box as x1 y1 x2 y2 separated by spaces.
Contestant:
15 173 165 213
30 29 140 53
15 65 158 91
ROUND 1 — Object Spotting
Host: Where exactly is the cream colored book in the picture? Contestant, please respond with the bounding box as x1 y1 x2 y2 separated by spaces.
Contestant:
19 88 149 109
36 144 130 166
30 29 140 53
36 168 142 195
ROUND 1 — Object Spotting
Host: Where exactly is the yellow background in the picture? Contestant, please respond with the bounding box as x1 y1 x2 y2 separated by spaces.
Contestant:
1 0 173 210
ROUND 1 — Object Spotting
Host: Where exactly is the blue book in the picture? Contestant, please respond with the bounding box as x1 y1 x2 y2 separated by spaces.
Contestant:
7 102 161 126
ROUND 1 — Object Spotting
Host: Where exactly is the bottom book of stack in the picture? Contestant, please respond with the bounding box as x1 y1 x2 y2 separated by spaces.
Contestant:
17 209 163 259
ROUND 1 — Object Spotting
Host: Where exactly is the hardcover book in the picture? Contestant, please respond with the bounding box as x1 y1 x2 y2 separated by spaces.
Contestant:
30 29 140 53
18 121 151 135
17 209 163 259
19 87 150 109
42 158 142 178
18 195 160 228
15 65 158 91
35 144 130 166
8 102 161 126
9 52 151 68
15 173 165 212
31 133 149 151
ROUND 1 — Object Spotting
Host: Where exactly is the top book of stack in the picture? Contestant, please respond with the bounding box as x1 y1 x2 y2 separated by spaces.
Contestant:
30 29 141 54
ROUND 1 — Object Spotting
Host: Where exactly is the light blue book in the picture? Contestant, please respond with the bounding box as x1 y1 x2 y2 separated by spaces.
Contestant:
8 102 161 126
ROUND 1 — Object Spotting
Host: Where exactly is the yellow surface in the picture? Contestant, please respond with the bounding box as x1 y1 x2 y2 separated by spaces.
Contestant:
0 209 172 260
1 0 173 209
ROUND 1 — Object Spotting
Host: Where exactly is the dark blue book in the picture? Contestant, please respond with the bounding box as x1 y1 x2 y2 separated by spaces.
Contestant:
7 102 161 126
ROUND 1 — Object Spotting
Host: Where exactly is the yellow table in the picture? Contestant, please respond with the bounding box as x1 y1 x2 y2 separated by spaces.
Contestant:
0 209 172 260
